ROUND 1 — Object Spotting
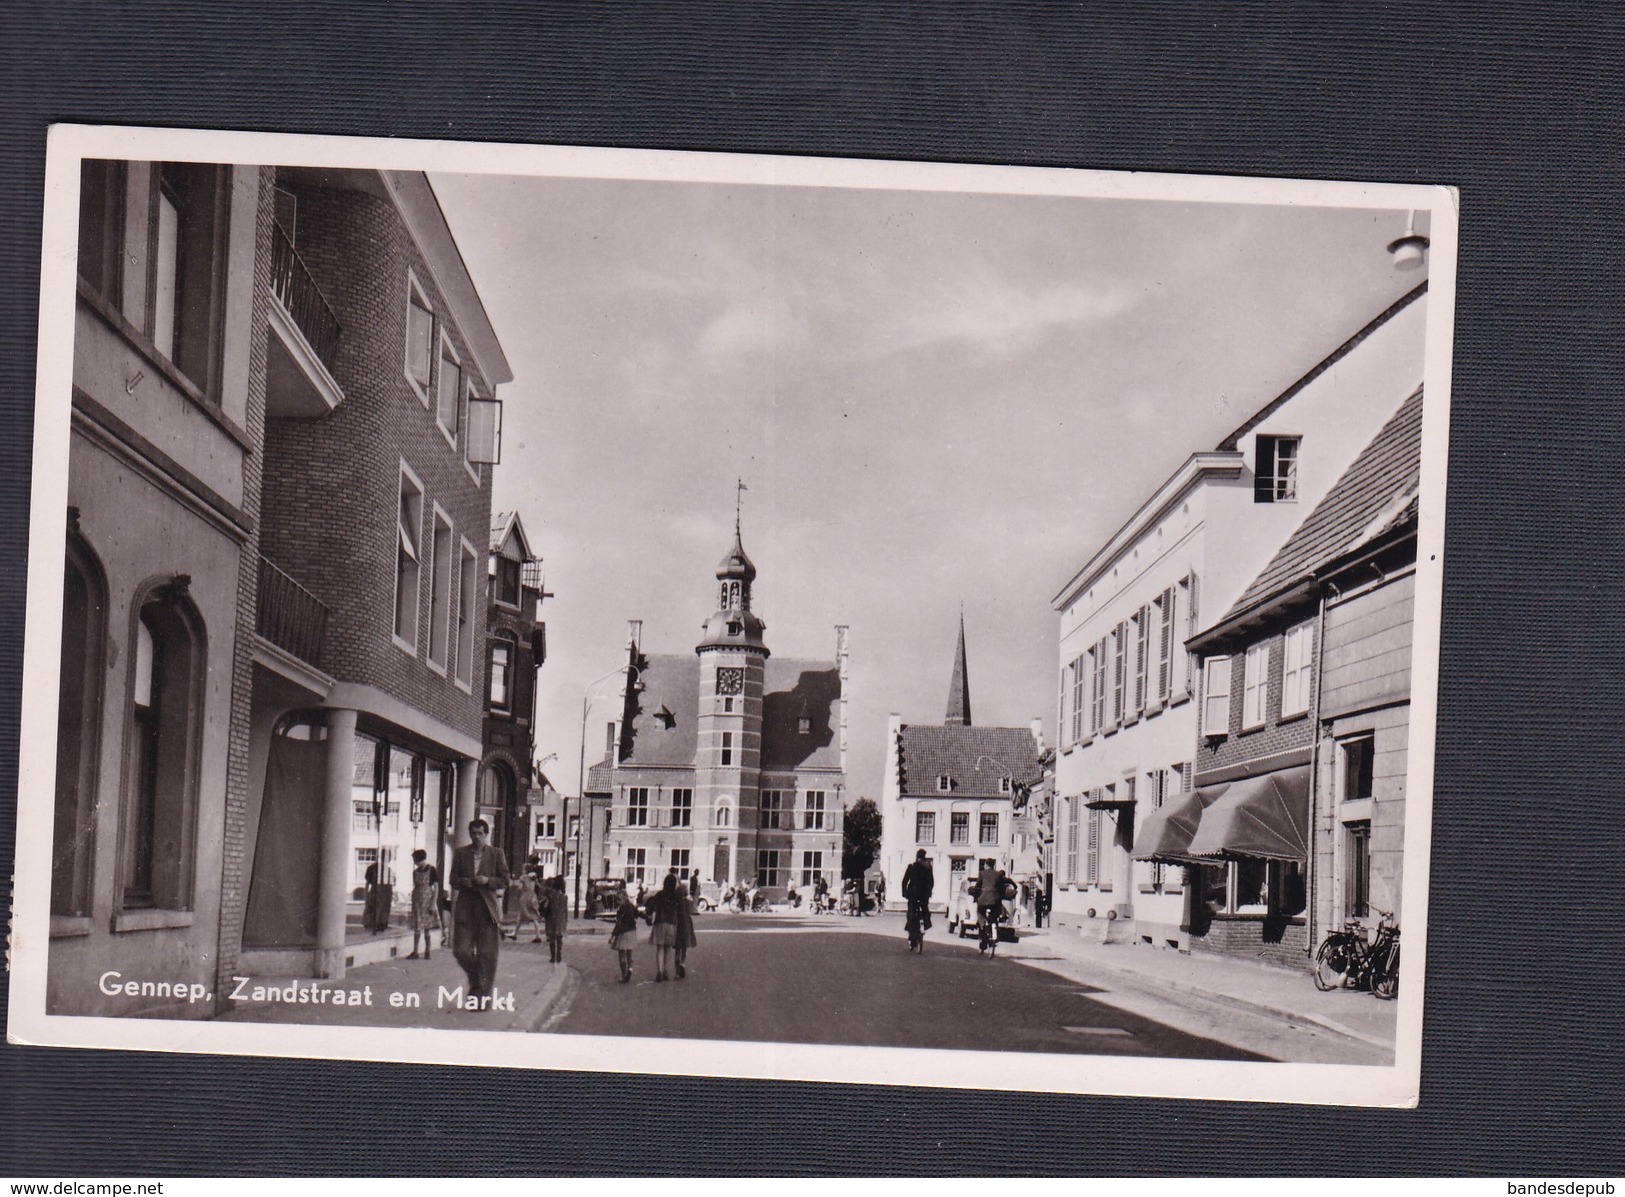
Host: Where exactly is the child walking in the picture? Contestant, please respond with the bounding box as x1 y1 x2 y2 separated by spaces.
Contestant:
608 888 645 983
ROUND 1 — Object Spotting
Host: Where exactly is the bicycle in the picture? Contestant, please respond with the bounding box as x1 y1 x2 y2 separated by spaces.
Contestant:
975 903 1003 957
1313 910 1401 999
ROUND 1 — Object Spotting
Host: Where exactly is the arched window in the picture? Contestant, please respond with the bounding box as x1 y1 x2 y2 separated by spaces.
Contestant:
715 801 732 829
121 579 204 911
54 528 106 918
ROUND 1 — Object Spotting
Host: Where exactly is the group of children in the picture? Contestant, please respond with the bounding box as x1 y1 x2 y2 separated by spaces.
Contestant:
506 867 572 964
608 874 699 984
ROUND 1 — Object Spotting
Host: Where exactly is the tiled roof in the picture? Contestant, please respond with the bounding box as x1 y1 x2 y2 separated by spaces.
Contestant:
610 652 843 773
1223 387 1423 621
897 724 1042 800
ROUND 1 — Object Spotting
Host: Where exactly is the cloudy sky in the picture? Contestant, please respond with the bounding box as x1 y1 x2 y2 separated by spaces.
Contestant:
430 164 1428 801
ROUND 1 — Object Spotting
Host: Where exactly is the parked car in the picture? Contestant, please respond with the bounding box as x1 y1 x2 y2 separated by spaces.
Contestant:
585 877 627 920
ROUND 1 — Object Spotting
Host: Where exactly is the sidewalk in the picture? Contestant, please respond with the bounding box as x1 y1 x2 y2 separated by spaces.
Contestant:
994 921 1398 1050
219 919 608 1033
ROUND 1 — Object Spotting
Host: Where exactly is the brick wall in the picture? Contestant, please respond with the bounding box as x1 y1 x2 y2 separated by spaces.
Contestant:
259 177 488 741
1196 620 1317 778
214 167 276 1003
1189 916 1311 972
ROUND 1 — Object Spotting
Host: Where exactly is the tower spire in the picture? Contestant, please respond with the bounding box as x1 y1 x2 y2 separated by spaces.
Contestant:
735 477 747 539
945 613 972 726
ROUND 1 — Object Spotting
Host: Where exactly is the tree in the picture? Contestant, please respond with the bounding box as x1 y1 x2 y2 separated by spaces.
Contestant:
841 797 883 881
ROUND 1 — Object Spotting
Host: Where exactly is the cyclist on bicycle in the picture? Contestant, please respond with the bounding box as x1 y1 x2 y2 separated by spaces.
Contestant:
901 848 935 950
968 858 1006 955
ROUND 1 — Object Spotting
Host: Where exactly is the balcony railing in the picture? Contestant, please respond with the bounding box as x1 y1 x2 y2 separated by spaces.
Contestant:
271 224 341 374
257 557 329 669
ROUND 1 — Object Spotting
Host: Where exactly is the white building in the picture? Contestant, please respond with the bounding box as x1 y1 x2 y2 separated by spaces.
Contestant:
1047 284 1428 950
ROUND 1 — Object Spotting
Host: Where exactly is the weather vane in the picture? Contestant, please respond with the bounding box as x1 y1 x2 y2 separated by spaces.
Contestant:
736 477 747 536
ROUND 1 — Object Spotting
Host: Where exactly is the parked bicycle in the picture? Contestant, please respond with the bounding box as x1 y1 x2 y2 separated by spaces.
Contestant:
1313 909 1400 999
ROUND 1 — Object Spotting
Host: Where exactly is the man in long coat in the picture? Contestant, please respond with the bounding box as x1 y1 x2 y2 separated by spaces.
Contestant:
450 818 511 1004
901 848 935 931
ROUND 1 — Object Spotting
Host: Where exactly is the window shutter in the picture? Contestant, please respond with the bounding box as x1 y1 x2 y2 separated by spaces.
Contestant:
1158 586 1174 700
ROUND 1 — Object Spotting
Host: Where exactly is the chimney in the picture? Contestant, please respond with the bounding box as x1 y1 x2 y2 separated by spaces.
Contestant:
1030 717 1046 757
627 619 643 653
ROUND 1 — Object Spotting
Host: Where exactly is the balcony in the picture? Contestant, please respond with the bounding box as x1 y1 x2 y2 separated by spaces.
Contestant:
256 557 329 669
266 225 345 417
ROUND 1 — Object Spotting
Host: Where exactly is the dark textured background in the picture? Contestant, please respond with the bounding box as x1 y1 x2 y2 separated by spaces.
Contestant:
3 0 1621 1177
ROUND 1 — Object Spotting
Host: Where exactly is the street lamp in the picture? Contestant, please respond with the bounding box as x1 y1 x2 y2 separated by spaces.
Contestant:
1388 209 1429 272
572 662 643 918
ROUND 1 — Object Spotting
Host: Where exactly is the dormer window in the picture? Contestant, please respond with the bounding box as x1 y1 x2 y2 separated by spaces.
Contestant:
653 704 676 730
937 774 952 792
797 716 811 735
999 777 1013 794
727 620 742 636
1255 435 1301 503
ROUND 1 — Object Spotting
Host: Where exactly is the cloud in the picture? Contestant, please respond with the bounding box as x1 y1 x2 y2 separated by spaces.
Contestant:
881 275 1140 361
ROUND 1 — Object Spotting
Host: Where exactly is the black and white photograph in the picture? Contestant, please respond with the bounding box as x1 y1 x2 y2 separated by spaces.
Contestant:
8 125 1456 1106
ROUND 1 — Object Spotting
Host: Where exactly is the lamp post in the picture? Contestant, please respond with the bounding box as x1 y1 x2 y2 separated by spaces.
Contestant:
573 662 643 917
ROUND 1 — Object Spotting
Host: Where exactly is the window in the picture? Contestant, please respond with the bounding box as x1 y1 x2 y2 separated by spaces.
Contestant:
454 540 478 687
539 815 556 839
54 533 106 919
720 731 733 767
1133 607 1150 715
998 777 1013 794
394 466 423 650
800 851 824 887
671 788 693 828
466 394 503 465
1342 734 1375 802
1111 623 1126 724
626 787 650 827
121 585 204 911
915 810 936 843
427 508 453 670
1084 805 1100 886
936 774 952 792
979 812 999 845
1069 653 1087 743
150 164 228 396
759 790 784 830
77 160 126 300
797 716 811 735
355 846 378 888
625 847 647 884
488 640 512 710
950 811 969 844
1065 797 1080 885
1155 586 1174 703
1242 642 1269 730
669 848 691 881
436 334 462 441
803 791 825 830
1345 821 1372 918
756 850 785 888
1255 434 1301 502
714 802 732 828
1174 574 1197 697
405 274 433 399
493 557 521 608
1202 655 1232 736
1091 637 1107 732
1281 620 1314 717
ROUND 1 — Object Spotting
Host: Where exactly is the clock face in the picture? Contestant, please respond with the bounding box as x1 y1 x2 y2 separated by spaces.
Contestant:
716 668 744 696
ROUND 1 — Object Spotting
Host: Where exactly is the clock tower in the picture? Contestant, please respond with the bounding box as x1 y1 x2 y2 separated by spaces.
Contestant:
695 527 769 886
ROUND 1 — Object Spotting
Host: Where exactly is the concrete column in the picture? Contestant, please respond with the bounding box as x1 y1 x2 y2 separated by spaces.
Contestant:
315 708 358 979
455 755 479 845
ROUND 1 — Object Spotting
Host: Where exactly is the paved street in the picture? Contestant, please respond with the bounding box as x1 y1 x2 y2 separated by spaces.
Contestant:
548 912 1271 1060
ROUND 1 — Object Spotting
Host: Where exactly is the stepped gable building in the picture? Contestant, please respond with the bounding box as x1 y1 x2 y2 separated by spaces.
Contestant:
585 527 849 900
1166 387 1423 970
1048 283 1427 953
879 618 1045 909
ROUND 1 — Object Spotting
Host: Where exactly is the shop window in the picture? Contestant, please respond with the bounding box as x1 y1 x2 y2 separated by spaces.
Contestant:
53 531 106 919
1255 434 1301 502
120 582 204 912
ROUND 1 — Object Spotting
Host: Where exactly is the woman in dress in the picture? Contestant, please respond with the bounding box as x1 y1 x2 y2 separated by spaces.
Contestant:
407 849 440 960
607 887 646 983
647 874 685 982
508 867 544 942
543 875 569 964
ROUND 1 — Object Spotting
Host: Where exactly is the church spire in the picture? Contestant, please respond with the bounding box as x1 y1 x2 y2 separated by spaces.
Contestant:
944 613 972 726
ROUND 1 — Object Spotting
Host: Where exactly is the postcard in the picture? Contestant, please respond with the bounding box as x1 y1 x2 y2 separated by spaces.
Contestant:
9 124 1455 1106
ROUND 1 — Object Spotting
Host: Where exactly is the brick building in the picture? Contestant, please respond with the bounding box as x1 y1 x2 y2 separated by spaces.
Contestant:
1048 284 1427 952
1170 389 1423 968
50 159 274 1017
480 510 548 875
586 529 849 902
234 167 512 981
878 619 1046 910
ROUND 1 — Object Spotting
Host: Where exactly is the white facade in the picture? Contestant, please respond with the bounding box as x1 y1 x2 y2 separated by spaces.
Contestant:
1048 290 1429 947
